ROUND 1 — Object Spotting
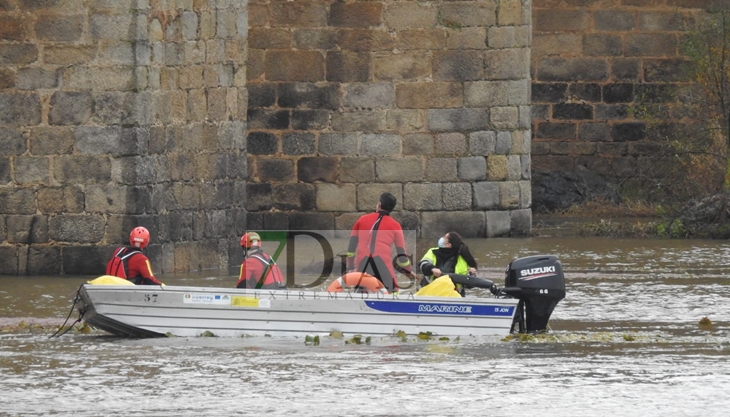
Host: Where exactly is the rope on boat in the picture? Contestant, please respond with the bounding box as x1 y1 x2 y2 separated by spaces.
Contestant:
48 284 84 339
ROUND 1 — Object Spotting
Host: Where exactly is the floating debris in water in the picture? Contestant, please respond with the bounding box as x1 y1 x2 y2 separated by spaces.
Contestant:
623 334 636 342
346 334 363 344
200 330 217 337
365 336 371 345
304 335 321 346
438 337 450 341
329 330 344 339
699 316 714 331
417 332 434 340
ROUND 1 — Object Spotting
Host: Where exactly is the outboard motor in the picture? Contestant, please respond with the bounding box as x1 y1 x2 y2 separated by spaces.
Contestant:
502 255 565 334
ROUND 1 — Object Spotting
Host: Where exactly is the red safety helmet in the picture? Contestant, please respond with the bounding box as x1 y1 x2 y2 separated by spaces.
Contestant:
241 232 261 249
129 226 150 249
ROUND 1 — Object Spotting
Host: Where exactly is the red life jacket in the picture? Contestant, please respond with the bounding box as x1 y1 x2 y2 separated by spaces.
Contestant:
106 247 142 280
248 252 286 289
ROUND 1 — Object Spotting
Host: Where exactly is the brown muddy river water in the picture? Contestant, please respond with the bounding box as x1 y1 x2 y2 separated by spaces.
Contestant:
1 236 729 416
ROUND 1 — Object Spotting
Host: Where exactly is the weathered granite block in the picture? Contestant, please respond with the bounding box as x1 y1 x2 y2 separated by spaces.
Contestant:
265 51 324 82
435 132 467 156
491 107 519 129
0 44 38 66
361 133 400 156
17 67 58 89
86 185 151 214
332 110 387 132
443 182 472 210
399 28 446 50
93 92 137 125
289 212 335 231
510 208 532 235
247 109 290 130
520 180 531 208
263 211 289 230
433 51 484 81
246 131 278 154
439 2 496 27
612 123 646 142
0 92 41 125
35 14 84 42
326 52 370 82
521 154 531 179
344 83 394 109
36 186 84 214
425 157 457 182
329 1 382 27
386 109 425 132
507 155 522 181
458 156 487 181
27 246 62 275
374 53 430 80
0 188 35 214
49 214 105 243
468 131 496 155
420 211 486 238
0 246 19 274
537 58 609 82
316 183 356 211
473 181 499 209
204 210 229 239
294 29 337 50
486 210 510 237
427 108 489 132
0 127 26 156
6 215 47 244
291 110 329 130
465 80 528 107
14 156 49 184
0 68 14 89
338 29 394 52
62 245 111 275
258 157 295 182
403 133 433 156
376 157 423 182
487 155 508 180
499 181 520 209
278 82 340 109
281 132 314 155
298 157 338 183
396 82 463 109
0 158 9 183
270 1 328 27
319 133 358 155
75 126 144 156
339 157 374 183
384 2 437 28
357 183 402 211
404 183 442 211
273 183 316 210
445 27 484 49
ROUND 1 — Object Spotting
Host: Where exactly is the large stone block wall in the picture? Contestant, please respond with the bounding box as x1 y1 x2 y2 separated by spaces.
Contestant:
531 0 716 182
0 0 247 275
245 0 533 239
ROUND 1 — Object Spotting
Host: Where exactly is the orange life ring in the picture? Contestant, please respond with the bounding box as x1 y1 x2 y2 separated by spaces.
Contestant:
326 273 388 294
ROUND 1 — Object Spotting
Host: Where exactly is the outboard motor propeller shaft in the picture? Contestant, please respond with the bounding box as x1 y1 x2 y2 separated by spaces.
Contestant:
502 255 566 334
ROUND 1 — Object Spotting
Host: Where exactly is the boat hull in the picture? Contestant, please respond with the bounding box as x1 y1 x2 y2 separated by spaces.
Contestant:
78 285 519 338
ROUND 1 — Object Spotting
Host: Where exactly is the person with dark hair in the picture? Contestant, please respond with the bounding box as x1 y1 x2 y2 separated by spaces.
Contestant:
346 192 415 292
418 231 477 296
106 226 164 286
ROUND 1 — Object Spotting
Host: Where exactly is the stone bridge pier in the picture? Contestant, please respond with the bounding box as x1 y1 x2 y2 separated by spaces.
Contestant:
1 0 532 275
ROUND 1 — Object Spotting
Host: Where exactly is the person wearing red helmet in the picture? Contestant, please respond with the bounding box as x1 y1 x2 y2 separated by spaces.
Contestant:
105 226 164 286
235 231 287 290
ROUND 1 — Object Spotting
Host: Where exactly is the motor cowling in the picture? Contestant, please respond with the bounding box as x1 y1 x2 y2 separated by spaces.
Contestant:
502 255 565 334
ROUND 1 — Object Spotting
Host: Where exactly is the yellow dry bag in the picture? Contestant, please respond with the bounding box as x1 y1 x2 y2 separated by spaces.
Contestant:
415 276 461 297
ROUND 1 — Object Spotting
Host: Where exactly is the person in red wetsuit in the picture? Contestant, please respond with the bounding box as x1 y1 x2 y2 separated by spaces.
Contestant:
105 226 164 286
236 232 287 290
346 192 416 292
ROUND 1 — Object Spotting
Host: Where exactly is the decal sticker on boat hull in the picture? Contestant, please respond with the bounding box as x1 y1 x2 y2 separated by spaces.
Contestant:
365 301 514 316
